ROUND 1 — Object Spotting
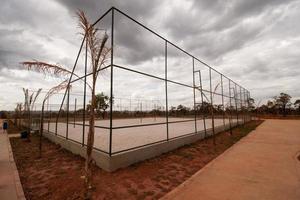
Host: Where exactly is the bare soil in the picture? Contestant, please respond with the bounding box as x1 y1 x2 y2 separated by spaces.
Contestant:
10 120 263 200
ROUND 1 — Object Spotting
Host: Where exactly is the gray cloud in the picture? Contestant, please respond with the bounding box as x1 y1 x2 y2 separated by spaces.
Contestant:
0 0 300 110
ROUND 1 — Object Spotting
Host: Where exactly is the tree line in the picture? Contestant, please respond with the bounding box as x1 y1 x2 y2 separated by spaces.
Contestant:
250 93 300 116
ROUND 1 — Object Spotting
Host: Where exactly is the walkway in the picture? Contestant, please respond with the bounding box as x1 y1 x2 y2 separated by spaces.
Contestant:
162 120 300 200
0 119 25 200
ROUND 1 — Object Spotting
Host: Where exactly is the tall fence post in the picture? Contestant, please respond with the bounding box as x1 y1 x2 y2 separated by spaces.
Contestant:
239 86 244 125
198 70 207 138
109 8 114 156
82 35 88 147
74 98 77 128
221 74 225 127
234 83 239 126
228 79 233 135
165 40 169 141
248 91 251 121
66 87 70 139
192 58 197 134
209 68 215 144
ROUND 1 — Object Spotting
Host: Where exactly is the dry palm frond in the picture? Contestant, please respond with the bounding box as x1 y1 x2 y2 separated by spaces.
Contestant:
30 88 42 110
77 10 89 37
44 80 71 101
77 10 111 79
95 46 111 78
22 88 29 111
21 61 74 78
22 61 92 91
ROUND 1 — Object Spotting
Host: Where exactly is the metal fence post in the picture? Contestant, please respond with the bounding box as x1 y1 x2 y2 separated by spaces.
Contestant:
109 8 114 156
228 79 233 135
82 35 88 147
192 58 197 134
234 83 239 126
66 87 70 139
165 40 169 141
221 74 225 127
74 98 77 128
209 68 216 144
198 70 207 138
239 86 244 125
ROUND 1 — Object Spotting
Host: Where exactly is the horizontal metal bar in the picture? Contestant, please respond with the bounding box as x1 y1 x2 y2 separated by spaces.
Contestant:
91 7 113 26
70 65 111 84
67 122 111 130
111 118 197 129
92 146 110 154
43 129 110 154
113 64 239 99
111 139 168 155
112 7 248 91
112 121 167 129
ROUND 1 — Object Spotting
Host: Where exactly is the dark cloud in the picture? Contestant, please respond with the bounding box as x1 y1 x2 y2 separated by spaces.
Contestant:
0 0 300 109
55 0 161 22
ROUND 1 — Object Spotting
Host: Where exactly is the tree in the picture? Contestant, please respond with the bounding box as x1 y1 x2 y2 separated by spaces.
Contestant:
294 99 300 113
14 103 23 127
176 104 190 116
90 92 110 119
22 10 110 199
248 98 255 110
274 93 291 116
22 88 42 141
77 11 111 199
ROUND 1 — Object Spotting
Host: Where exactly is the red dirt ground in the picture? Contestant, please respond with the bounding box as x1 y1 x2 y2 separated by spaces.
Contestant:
10 120 263 200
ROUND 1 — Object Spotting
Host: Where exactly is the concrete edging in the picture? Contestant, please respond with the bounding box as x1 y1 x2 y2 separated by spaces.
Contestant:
7 134 26 200
42 121 243 172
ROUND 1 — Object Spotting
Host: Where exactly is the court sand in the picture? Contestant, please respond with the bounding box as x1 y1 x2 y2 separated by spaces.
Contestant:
45 117 243 154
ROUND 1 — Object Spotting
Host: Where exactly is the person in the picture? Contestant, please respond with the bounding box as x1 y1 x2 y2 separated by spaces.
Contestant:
3 120 8 134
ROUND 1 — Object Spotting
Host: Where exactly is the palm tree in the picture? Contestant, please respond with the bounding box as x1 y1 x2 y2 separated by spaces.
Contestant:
22 10 110 199
14 103 23 128
22 63 90 158
22 88 42 141
77 11 110 198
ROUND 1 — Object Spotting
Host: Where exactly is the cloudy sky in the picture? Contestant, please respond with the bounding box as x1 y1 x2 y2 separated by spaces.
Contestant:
1 0 300 110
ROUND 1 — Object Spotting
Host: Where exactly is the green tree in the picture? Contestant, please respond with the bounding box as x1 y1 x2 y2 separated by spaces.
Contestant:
274 93 291 116
176 104 190 116
94 92 110 119
294 99 300 113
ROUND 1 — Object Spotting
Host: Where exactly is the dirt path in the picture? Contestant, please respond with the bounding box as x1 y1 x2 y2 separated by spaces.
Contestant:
162 119 300 200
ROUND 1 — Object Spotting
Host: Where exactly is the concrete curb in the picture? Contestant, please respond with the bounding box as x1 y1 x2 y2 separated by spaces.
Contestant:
6 135 26 200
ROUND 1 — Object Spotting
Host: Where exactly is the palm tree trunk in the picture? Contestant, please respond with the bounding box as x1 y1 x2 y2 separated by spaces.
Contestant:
85 80 96 199
39 102 45 158
27 109 31 141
